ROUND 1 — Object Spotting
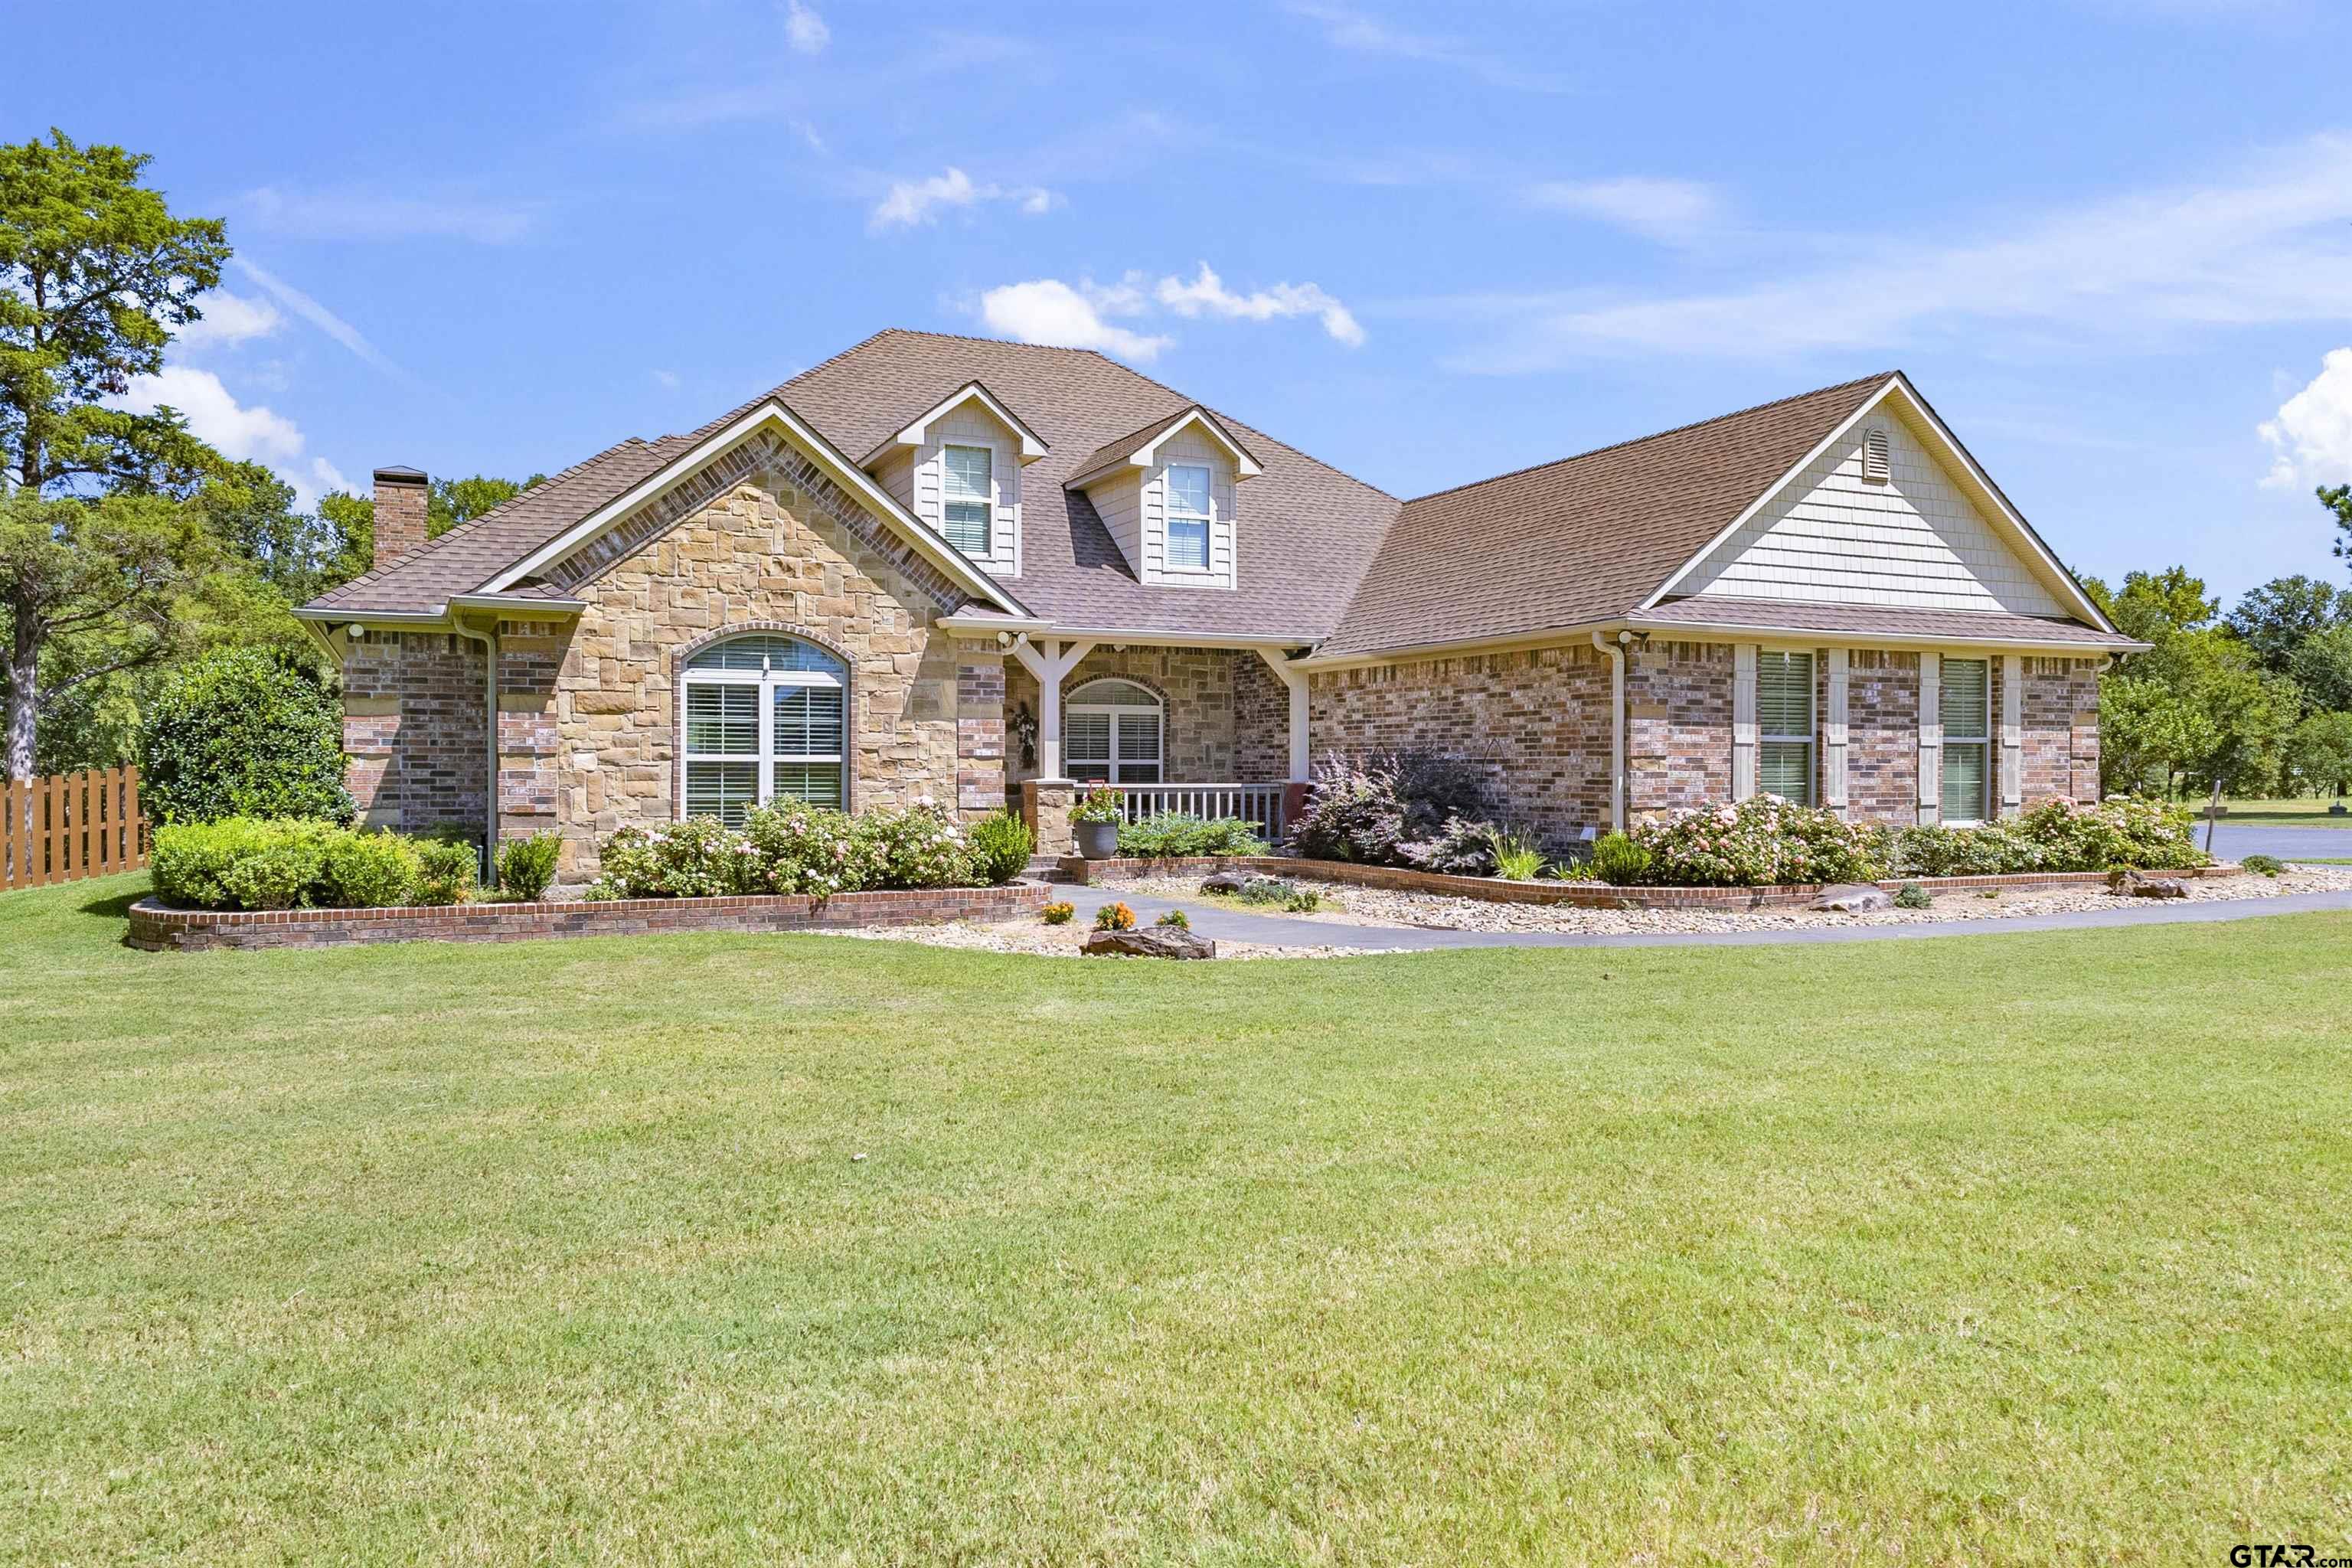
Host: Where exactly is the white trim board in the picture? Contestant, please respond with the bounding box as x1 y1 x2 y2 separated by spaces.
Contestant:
482 398 1027 615
863 380 1050 466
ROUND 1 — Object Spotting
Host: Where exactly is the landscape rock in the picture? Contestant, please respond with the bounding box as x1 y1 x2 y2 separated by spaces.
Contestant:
2110 871 2190 899
1202 871 1294 898
1811 883 1893 913
1084 926 1218 960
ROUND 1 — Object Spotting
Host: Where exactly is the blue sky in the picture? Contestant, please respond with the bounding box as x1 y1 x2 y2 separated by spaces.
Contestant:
20 0 2352 607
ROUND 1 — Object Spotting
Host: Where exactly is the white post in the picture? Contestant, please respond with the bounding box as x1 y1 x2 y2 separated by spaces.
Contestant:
1255 647 1311 782
1008 635 1095 781
2000 653 2024 816
1918 651 1942 825
1824 647 1849 813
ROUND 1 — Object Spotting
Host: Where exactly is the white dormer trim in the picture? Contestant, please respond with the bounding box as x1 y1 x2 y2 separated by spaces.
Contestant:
863 381 1049 466
1064 406 1264 491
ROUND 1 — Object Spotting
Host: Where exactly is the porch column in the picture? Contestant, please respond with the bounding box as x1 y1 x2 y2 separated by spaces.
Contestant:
1254 647 1312 782
1007 635 1096 779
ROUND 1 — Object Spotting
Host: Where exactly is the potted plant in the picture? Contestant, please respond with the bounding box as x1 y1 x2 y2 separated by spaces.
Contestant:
1070 786 1125 860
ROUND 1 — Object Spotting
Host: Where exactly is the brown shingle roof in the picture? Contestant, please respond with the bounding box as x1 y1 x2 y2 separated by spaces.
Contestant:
1638 596 2138 648
305 329 1396 640
1313 373 1898 658
1066 404 1260 487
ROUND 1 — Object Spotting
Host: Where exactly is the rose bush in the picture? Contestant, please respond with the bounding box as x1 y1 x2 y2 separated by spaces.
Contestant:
1631 795 1885 888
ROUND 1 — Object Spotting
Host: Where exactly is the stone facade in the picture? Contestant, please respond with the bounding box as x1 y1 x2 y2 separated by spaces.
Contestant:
1004 644 1284 786
1307 642 1614 848
1627 639 1735 821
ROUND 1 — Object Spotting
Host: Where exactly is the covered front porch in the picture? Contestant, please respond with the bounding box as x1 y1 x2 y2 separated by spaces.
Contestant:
1000 633 1309 855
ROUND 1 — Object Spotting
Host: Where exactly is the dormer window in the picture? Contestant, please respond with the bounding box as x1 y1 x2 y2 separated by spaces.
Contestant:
1167 464 1213 570
942 444 993 556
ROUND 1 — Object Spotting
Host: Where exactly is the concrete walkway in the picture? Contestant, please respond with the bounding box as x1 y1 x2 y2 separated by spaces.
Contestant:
1057 880 2352 952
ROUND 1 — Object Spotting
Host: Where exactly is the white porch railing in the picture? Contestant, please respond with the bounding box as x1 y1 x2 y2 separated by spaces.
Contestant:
1102 782 1289 839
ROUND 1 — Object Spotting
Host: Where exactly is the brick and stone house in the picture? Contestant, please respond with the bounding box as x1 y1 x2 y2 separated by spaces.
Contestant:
296 329 2140 884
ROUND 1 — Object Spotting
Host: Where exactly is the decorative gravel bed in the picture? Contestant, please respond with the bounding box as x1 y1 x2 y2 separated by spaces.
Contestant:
818 921 1402 961
1112 864 2352 937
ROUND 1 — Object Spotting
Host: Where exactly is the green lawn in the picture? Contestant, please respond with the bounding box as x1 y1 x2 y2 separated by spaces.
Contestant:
2220 795 2352 828
5 877 2352 1563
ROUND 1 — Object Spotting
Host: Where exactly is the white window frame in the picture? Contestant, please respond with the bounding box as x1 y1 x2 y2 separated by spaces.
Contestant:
681 639 848 822
1756 648 1815 806
1063 679 1165 783
1940 656 1992 826
942 443 995 557
1165 462 1212 572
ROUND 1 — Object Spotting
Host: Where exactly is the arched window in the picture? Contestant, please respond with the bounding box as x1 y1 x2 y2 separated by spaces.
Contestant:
681 634 848 825
1064 678 1162 784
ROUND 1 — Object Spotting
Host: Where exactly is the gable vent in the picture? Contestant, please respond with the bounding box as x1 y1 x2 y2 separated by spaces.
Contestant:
1861 425 1891 484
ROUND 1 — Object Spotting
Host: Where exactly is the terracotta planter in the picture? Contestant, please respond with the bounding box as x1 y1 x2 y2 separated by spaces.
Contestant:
1075 821 1122 860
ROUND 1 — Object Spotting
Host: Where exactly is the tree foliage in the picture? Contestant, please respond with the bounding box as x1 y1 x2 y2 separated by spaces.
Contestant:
0 130 230 495
429 473 546 539
2224 575 2347 675
138 646 353 825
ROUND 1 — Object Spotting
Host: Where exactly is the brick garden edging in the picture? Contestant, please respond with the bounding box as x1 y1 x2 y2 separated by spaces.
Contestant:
1057 855 2241 910
126 881 1050 952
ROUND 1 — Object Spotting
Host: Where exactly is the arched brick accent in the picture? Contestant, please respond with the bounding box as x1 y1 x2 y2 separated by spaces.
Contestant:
669 624 860 818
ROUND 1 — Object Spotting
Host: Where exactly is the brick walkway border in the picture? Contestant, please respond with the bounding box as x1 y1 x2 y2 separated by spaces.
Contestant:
1057 855 2240 910
127 881 1050 952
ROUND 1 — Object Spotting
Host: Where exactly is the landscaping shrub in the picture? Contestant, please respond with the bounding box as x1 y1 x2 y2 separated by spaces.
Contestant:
1095 901 1135 931
1284 888 1323 913
318 831 423 910
1485 828 1547 881
1632 796 1885 888
853 802 973 890
495 833 563 901
139 648 354 826
1233 879 1292 907
1156 908 1190 929
585 819 760 900
1040 900 1076 925
1590 831 1651 887
410 837 480 906
1117 812 1270 858
1383 750 1499 839
1893 882 1934 910
965 812 1036 884
742 804 874 896
2011 796 2208 871
1070 786 1125 825
2243 853 2285 877
1396 815 1498 875
152 818 433 911
1292 753 1407 864
1887 823 2043 878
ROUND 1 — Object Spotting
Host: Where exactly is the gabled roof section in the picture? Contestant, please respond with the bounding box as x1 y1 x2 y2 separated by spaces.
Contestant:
1316 373 1902 660
859 378 1050 466
1066 404 1264 491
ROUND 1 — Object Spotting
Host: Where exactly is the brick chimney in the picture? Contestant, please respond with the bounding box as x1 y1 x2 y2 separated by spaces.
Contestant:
371 466 429 570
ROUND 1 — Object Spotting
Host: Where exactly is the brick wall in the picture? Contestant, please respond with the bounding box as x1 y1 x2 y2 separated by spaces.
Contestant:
1847 648 1919 824
1307 642 1613 848
1627 639 1733 820
341 631 488 837
2023 656 2102 804
956 652 1008 814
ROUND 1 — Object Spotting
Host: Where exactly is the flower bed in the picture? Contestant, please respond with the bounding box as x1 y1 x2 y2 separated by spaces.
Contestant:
126 881 1049 952
1060 855 2241 909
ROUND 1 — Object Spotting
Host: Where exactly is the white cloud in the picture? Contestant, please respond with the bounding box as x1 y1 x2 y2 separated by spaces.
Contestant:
172 291 283 348
242 185 536 245
112 367 354 509
652 368 681 390
231 260 410 381
1154 263 1365 347
868 166 1059 231
783 0 828 52
2259 348 2352 487
979 280 1174 362
1524 177 1720 243
1282 2 1569 93
1445 132 2352 371
977 264 1365 360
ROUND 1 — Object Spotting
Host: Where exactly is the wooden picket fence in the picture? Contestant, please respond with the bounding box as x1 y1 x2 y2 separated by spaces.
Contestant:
2 765 147 890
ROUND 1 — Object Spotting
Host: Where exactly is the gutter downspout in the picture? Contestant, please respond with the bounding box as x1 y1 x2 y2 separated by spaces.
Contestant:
1591 631 1626 832
452 619 500 876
